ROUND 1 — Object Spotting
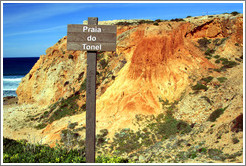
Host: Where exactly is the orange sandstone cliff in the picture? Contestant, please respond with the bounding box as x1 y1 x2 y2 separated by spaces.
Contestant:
15 14 243 149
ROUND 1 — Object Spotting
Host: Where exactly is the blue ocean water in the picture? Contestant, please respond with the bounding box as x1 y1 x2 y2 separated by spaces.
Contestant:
3 57 39 97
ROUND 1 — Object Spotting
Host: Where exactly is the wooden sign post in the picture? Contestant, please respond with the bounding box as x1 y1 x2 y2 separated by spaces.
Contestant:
67 17 116 163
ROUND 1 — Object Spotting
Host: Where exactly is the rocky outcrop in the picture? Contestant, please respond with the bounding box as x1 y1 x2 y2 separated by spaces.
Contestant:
15 14 243 150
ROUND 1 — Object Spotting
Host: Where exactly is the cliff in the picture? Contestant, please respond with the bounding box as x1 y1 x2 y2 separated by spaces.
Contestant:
9 13 243 162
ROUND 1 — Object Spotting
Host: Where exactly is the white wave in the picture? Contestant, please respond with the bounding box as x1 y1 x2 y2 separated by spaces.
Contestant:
3 78 22 82
3 89 17 91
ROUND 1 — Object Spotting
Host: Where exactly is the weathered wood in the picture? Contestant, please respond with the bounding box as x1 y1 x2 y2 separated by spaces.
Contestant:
67 24 117 33
67 32 116 43
67 42 116 51
85 17 97 163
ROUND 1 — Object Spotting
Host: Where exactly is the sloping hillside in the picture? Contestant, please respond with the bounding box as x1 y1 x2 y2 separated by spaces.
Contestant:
3 13 243 163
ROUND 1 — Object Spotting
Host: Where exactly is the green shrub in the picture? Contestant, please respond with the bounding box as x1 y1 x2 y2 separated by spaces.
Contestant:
115 22 132 26
213 38 227 46
235 43 239 46
205 48 215 55
68 54 73 59
153 22 159 26
171 18 185 22
68 122 78 129
192 82 208 91
48 96 80 123
232 137 239 144
186 16 192 18
217 77 227 83
3 137 86 163
213 55 220 59
96 155 129 163
34 123 47 130
207 106 228 122
138 20 154 24
99 59 108 69
111 110 191 154
222 60 238 68
219 57 228 62
231 11 240 16
201 76 213 84
215 59 220 63
38 94 82 125
197 37 211 49
147 110 191 140
96 129 109 146
155 19 162 22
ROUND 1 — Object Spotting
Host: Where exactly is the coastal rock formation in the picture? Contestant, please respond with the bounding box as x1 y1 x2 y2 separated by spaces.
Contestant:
11 14 243 161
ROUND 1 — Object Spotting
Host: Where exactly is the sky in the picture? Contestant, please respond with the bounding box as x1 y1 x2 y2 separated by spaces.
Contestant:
2 2 244 58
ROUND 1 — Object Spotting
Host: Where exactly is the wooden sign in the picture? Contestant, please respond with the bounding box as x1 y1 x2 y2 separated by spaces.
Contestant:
67 24 116 51
67 17 117 163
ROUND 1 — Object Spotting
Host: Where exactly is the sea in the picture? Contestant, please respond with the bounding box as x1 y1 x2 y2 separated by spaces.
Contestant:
3 57 39 97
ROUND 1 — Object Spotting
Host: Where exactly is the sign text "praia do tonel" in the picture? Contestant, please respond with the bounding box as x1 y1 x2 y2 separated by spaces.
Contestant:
67 24 116 51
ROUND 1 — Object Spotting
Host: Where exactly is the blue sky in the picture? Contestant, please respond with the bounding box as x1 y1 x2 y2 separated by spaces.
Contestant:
2 2 244 58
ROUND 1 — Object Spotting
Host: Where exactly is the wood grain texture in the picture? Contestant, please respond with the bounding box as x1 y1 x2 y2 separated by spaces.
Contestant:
85 17 97 163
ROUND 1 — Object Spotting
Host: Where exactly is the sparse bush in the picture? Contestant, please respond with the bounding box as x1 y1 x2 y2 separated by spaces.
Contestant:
34 123 47 130
115 21 132 26
3 137 129 163
217 77 227 83
68 122 78 129
37 94 83 125
207 106 228 122
97 129 109 146
197 37 211 49
48 98 79 123
231 11 240 16
96 155 129 163
214 55 220 59
99 59 108 69
68 54 73 59
153 22 159 26
232 137 239 144
170 18 185 22
192 82 208 91
111 109 191 154
221 60 238 68
208 148 224 160
201 76 213 84
138 20 154 25
215 59 220 63
205 48 215 55
155 19 162 22
3 137 86 163
186 16 192 18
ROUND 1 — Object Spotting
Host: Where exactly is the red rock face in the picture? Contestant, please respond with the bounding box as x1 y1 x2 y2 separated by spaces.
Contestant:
16 15 243 136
